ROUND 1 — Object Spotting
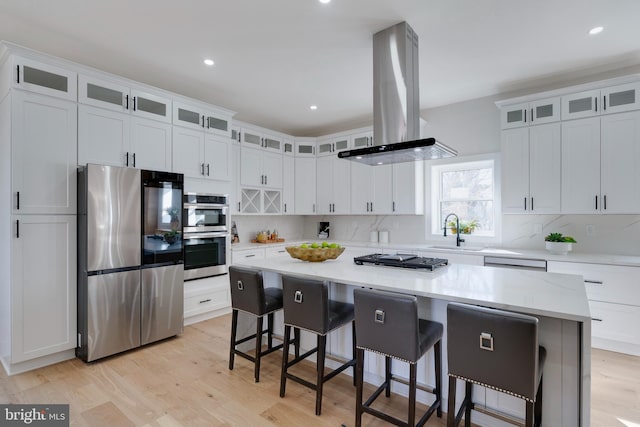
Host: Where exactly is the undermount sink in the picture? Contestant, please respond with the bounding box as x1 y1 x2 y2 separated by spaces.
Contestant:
427 245 485 252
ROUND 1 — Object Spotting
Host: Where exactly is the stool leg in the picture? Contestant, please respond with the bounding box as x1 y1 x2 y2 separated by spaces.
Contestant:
447 376 456 427
229 309 239 370
534 375 543 427
267 312 274 349
355 348 365 427
280 325 291 398
294 327 301 358
352 320 357 386
385 356 392 397
464 381 472 427
408 362 417 427
254 315 264 382
435 340 442 418
316 334 327 415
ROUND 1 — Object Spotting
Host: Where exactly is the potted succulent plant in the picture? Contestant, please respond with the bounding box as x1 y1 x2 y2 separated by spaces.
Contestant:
447 219 478 234
544 233 577 255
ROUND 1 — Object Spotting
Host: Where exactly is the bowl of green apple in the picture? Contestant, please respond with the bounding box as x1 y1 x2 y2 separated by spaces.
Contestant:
285 242 345 262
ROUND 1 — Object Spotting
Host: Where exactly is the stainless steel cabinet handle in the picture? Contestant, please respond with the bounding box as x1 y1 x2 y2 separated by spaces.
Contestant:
524 109 527 123
16 219 19 238
604 195 607 210
133 96 137 111
371 202 373 212
595 195 598 210
16 192 19 210
16 65 19 83
531 197 534 211
595 97 598 112
524 197 527 211
245 254 256 258
604 95 607 111
201 163 205 175
392 201 395 212
126 152 129 167
199 299 211 304
265 175 267 185
284 203 287 213
132 153 136 168
592 318 603 322
237 202 241 212
531 108 534 122
201 116 205 128
125 94 129 110
584 280 604 285
206 164 210 176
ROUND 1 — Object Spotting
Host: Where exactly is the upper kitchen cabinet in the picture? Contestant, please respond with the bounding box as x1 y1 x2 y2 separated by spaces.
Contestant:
562 83 640 121
282 152 295 215
173 100 232 137
350 162 393 214
295 156 317 214
240 128 282 152
500 97 560 129
392 161 424 215
172 126 232 181
11 90 77 214
240 145 282 188
316 153 350 214
283 139 295 155
295 139 316 157
12 56 77 101
317 136 349 156
351 130 374 149
502 123 561 214
78 75 172 171
79 75 172 123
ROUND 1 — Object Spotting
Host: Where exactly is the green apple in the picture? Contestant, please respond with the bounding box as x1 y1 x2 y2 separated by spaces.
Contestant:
310 242 319 248
328 243 338 248
321 241 329 248
300 243 308 248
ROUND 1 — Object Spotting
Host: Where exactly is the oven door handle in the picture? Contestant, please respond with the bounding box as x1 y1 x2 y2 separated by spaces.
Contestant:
183 232 229 239
183 203 229 209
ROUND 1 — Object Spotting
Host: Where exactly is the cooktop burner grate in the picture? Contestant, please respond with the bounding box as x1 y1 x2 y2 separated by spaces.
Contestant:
353 253 448 271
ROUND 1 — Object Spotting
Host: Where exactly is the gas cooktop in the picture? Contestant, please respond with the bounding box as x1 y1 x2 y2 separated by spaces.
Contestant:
353 253 448 271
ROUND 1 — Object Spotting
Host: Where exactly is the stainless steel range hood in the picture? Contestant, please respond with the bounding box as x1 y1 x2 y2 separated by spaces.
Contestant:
338 21 457 165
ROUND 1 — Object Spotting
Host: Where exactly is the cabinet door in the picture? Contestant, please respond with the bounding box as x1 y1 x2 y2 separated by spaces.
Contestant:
350 162 373 214
282 155 295 215
602 82 640 115
13 56 77 101
241 130 262 148
317 140 334 157
130 116 172 172
561 89 601 120
561 117 601 213
530 97 560 125
500 102 528 129
203 135 231 181
204 112 230 137
502 128 530 213
230 143 242 213
372 165 393 214
172 126 205 178
263 135 282 152
13 91 77 214
332 157 351 214
352 132 373 148
262 151 283 188
392 161 423 214
601 111 640 213
240 146 263 186
529 123 561 213
11 215 76 363
130 89 171 123
295 141 316 156
294 157 316 214
78 104 129 168
316 156 333 214
173 101 204 131
283 140 294 155
78 75 128 113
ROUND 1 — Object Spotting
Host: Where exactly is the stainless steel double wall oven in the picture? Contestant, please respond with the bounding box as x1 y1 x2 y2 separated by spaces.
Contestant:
183 193 229 280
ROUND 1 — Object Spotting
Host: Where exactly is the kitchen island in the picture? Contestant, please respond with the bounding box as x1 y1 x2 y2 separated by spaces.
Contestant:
234 248 591 426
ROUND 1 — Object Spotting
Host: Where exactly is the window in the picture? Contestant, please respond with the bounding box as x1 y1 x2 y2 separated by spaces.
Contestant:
431 159 496 237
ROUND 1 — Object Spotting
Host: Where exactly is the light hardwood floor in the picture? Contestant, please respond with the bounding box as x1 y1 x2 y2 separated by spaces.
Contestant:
1 314 639 426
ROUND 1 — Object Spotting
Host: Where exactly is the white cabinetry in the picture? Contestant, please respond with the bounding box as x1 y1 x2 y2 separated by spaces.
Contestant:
561 83 640 121
500 97 560 129
502 123 561 213
561 118 600 213
12 56 77 101
295 156 317 214
240 146 282 188
11 91 77 214
316 138 350 214
282 153 295 215
295 139 316 157
172 127 232 180
78 75 172 171
241 128 282 152
173 100 231 137
392 161 424 214
351 130 374 148
183 275 231 326
351 163 393 214
547 261 640 356
10 215 77 363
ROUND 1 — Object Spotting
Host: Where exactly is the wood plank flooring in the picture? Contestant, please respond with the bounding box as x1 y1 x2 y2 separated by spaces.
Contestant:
1 314 639 426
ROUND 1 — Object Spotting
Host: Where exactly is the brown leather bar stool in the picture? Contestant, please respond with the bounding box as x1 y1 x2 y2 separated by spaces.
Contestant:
279 274 356 416
228 265 299 382
353 288 443 427
446 302 546 427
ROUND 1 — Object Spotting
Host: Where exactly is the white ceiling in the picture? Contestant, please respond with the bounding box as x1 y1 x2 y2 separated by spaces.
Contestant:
1 0 640 136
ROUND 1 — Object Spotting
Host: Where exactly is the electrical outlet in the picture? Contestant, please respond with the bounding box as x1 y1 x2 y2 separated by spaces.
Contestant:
586 225 595 236
533 223 542 234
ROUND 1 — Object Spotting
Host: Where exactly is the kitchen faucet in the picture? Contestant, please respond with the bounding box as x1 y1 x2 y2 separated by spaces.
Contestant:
443 213 465 247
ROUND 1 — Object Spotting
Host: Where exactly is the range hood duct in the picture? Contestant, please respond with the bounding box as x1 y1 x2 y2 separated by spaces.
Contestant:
338 21 457 165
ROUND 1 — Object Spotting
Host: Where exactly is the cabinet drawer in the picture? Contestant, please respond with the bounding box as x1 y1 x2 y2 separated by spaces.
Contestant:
589 301 640 345
184 287 230 317
265 246 289 257
232 248 265 263
547 262 640 305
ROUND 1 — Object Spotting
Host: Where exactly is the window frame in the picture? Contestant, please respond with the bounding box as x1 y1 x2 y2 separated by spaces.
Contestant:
425 153 502 245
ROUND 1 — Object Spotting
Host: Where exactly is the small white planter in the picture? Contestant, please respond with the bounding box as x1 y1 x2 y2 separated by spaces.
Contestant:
545 241 573 255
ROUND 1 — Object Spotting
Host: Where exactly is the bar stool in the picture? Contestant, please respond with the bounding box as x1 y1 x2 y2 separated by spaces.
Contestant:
446 302 546 427
353 288 443 427
279 274 356 416
228 265 299 382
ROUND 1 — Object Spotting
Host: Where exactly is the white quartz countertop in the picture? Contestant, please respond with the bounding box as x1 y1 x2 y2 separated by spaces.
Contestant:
233 248 591 322
231 240 640 267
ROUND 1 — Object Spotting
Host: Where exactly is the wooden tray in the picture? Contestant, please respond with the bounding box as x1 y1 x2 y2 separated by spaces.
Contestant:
251 238 285 244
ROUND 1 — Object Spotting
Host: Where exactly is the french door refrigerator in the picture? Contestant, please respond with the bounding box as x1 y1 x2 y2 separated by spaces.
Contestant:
77 164 184 362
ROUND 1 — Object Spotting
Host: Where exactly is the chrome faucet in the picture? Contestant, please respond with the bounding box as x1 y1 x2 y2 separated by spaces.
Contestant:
443 213 465 247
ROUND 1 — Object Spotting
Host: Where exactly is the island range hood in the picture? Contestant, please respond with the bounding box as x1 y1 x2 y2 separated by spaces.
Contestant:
338 21 457 165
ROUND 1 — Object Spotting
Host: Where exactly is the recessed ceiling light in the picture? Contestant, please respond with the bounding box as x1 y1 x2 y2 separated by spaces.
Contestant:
319 0 331 3
204 59 214 66
356 156 363 160
589 26 603 35
377 162 384 165
310 105 318 110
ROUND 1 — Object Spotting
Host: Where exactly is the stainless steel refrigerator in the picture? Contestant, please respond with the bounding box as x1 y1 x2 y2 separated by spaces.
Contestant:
77 164 184 362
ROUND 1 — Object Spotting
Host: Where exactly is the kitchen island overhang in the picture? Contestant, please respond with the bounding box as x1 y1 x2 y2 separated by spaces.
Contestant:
233 251 591 426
